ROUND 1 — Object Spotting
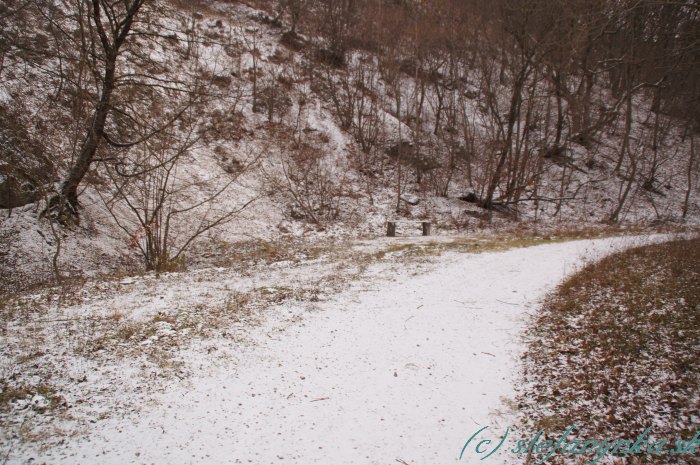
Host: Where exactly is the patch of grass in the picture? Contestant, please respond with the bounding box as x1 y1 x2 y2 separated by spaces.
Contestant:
365 233 560 262
518 237 700 465
0 382 62 413
392 242 446 257
150 314 176 325
206 238 332 268
115 321 140 342
256 286 295 303
0 386 32 406
0 295 45 322
16 351 45 364
250 285 323 305
221 291 254 323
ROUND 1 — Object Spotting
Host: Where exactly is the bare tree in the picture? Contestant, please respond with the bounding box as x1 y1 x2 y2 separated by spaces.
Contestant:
263 127 346 225
682 134 697 221
278 0 309 35
100 115 262 272
46 0 147 220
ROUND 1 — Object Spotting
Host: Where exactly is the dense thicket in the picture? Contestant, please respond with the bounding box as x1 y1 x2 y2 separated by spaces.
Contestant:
282 0 700 126
272 0 700 219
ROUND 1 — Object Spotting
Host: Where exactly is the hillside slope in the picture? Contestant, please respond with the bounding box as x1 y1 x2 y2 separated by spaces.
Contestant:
0 0 698 290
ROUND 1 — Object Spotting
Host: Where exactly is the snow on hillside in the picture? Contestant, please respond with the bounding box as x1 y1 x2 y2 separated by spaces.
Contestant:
1 1 698 293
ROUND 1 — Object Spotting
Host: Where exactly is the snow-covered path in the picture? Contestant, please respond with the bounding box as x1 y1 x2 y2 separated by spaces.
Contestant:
31 236 660 465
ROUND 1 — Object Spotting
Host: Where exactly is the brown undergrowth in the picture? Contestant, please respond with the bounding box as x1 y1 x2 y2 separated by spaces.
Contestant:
518 237 700 465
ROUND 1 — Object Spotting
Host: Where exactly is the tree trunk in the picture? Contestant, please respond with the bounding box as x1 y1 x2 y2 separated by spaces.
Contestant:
46 0 144 220
394 83 403 213
610 148 638 224
483 66 527 209
614 93 633 173
683 136 696 220
57 59 116 213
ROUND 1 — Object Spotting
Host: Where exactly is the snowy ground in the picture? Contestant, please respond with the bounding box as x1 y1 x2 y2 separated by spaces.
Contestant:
2 234 677 465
